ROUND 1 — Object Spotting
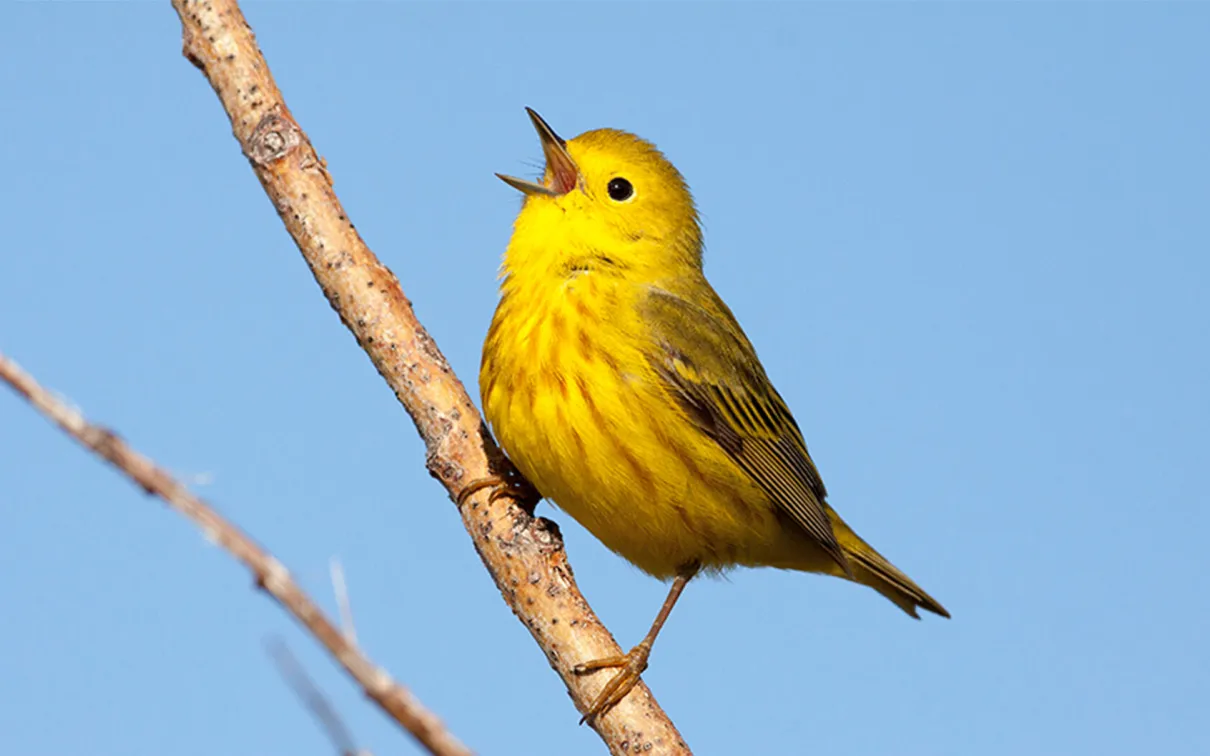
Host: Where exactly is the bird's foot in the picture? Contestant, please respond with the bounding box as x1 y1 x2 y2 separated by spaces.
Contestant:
455 473 541 510
573 643 651 724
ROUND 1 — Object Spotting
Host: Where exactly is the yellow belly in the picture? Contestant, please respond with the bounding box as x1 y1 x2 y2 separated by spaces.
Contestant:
480 276 811 579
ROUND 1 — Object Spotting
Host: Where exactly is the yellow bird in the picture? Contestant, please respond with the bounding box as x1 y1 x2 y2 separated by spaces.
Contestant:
468 108 948 722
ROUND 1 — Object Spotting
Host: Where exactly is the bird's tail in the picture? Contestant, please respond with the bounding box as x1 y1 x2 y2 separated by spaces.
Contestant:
829 512 950 619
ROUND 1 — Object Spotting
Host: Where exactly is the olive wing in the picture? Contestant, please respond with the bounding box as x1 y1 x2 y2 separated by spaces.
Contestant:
640 286 849 573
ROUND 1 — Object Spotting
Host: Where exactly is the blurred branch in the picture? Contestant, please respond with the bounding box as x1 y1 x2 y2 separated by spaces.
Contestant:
167 1 688 754
0 353 471 756
267 637 369 756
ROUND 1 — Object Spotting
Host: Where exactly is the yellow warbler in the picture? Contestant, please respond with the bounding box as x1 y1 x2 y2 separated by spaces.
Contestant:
469 108 948 721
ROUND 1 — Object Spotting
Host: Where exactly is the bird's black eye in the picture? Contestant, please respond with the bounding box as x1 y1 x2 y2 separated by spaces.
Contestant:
607 177 634 202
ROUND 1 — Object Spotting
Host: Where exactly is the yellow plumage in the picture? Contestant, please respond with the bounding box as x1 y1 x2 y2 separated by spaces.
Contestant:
479 110 947 719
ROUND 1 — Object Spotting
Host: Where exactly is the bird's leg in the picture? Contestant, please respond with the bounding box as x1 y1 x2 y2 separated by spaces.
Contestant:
574 563 700 723
455 471 541 510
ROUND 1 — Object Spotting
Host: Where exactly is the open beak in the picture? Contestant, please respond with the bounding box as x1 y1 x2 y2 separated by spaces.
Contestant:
497 108 580 197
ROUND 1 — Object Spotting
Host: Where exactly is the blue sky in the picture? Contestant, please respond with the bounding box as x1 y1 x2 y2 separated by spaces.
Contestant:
2 3 1208 755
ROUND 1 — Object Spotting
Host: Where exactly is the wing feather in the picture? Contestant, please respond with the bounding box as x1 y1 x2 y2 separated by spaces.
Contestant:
641 284 849 573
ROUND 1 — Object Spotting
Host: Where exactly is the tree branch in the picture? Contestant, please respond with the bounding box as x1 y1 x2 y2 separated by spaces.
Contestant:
167 0 688 752
0 353 470 756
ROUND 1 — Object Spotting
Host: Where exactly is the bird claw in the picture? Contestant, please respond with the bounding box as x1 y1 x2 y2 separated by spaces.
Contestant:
456 474 541 509
574 645 651 724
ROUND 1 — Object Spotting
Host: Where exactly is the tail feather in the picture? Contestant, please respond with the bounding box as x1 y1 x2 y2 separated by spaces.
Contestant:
829 512 950 619
847 547 950 619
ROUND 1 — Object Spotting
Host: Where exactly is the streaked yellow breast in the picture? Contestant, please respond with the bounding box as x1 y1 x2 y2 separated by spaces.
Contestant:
480 269 797 579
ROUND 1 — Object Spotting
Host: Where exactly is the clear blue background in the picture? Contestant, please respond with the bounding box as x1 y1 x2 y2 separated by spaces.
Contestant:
2 3 1207 755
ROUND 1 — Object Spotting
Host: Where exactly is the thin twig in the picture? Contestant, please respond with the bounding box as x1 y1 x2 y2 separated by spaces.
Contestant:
168 0 689 752
267 637 368 756
330 558 358 647
0 353 472 756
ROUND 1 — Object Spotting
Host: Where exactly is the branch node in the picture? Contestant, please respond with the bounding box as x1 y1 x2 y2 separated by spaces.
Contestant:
182 36 204 70
260 556 291 594
247 107 301 166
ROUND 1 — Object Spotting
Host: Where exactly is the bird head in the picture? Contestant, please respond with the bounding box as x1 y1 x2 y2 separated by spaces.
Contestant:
498 108 703 275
